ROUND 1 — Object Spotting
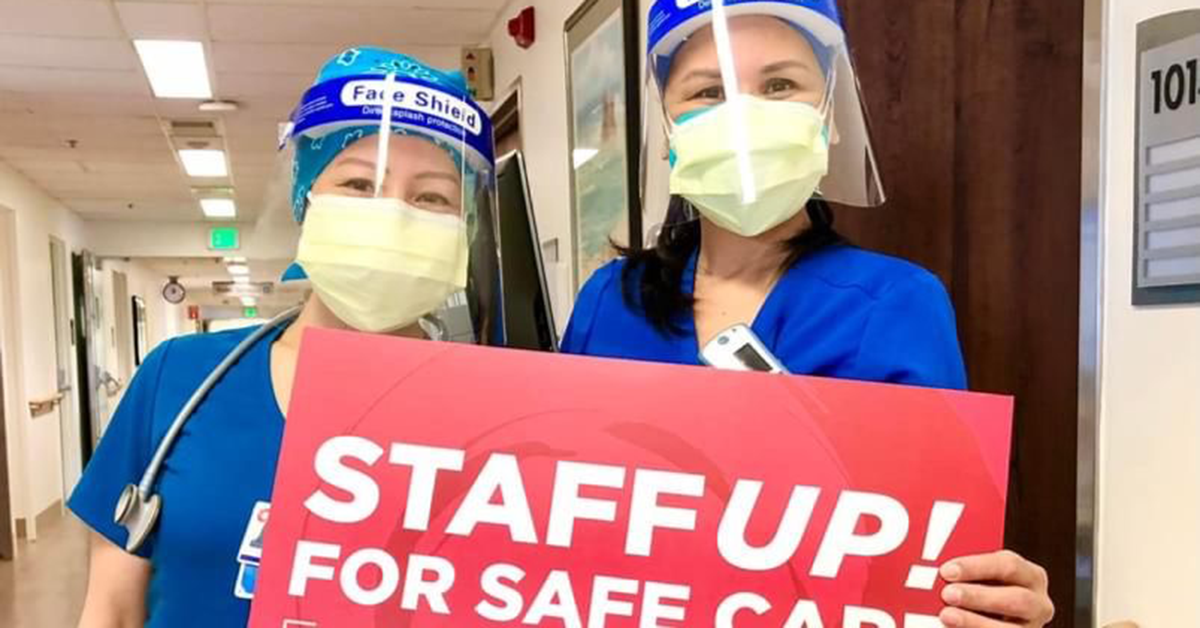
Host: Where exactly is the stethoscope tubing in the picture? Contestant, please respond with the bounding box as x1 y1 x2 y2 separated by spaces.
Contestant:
135 306 303 498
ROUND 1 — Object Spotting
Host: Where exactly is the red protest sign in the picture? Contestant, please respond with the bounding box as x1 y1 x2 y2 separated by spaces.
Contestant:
249 328 1012 628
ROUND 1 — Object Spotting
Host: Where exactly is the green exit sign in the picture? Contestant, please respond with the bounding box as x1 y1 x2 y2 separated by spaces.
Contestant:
243 307 259 318
209 227 240 251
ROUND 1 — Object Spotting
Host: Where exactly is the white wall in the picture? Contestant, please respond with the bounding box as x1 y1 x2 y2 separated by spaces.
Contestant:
103 258 188 369
87 219 299 261
0 160 88 523
96 258 188 432
1096 2 1200 626
487 0 580 325
486 0 666 328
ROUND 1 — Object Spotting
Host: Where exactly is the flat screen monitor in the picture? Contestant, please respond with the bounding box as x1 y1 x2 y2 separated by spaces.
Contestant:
496 151 558 351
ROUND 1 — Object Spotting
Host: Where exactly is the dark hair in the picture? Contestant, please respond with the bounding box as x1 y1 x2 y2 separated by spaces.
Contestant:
618 197 844 335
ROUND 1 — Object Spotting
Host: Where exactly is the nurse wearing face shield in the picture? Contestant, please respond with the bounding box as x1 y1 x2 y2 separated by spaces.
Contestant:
68 48 498 628
562 2 1055 626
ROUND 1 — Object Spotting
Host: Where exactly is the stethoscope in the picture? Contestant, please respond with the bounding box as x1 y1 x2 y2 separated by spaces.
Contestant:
113 306 302 553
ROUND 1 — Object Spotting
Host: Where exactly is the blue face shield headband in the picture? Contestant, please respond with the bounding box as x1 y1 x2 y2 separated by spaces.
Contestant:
279 47 495 281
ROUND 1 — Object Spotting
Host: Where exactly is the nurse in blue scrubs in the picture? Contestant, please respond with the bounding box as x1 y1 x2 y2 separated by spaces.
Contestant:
68 48 498 627
563 2 1055 626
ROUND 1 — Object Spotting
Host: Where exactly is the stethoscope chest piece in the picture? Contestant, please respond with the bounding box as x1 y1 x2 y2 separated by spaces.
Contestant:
115 483 162 554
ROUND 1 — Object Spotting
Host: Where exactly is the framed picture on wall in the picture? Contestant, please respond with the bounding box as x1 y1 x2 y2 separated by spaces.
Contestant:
564 0 642 292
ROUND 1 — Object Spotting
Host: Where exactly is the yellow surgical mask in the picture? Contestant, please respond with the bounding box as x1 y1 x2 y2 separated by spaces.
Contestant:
297 194 469 333
669 96 830 237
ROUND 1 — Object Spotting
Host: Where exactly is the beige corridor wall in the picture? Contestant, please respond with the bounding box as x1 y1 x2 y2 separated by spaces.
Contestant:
486 0 666 330
0 160 88 523
1096 1 1200 625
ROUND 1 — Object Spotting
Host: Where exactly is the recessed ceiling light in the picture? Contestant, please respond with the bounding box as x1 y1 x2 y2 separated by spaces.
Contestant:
233 275 251 285
200 198 236 219
180 149 228 178
227 264 250 276
199 100 240 113
133 40 213 99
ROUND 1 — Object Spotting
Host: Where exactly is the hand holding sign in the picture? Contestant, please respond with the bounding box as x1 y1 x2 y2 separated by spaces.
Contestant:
250 329 1013 627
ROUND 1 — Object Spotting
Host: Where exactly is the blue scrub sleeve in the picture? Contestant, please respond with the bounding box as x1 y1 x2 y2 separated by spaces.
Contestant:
561 260 621 354
851 273 968 390
68 338 175 558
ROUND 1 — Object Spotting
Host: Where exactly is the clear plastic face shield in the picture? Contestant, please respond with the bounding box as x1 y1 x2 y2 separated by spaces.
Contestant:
645 0 885 235
271 68 503 342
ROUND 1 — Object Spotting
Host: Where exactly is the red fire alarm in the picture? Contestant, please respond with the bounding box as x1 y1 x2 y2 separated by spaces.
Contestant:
508 7 535 49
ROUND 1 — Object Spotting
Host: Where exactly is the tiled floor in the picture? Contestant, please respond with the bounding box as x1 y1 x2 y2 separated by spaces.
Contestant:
0 514 88 627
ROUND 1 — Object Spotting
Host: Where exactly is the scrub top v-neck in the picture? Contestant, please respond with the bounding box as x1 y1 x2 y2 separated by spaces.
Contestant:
562 245 967 390
70 324 288 627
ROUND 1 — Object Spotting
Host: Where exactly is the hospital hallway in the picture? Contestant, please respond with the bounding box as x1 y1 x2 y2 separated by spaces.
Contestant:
0 514 88 626
0 0 1198 625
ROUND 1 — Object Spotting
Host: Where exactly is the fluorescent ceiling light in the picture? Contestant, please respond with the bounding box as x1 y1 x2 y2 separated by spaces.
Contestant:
200 198 236 219
227 264 250 276
573 148 599 169
133 40 213 99
240 297 257 307
233 275 251 285
223 256 247 264
180 150 228 177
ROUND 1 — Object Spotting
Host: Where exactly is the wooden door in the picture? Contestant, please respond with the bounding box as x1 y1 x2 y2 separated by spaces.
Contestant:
838 1 1084 624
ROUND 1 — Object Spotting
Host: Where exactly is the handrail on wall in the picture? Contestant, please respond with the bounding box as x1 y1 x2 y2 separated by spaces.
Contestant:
28 392 64 418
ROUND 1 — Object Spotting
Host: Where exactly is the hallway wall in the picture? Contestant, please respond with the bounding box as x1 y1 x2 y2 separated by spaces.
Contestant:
485 0 664 330
1096 1 1200 626
98 258 189 430
0 161 88 523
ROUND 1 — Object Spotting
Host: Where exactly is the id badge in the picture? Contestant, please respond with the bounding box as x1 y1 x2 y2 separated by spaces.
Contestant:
238 501 270 565
234 501 270 600
234 562 259 600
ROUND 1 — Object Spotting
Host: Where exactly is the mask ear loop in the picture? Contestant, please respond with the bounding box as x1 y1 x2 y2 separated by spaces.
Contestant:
374 72 397 199
812 52 840 202
813 47 842 156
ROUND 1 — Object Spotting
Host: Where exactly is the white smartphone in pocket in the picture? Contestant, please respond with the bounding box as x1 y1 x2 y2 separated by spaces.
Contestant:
699 324 789 374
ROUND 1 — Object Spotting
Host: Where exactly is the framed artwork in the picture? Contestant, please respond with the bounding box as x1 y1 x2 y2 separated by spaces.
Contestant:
564 0 643 292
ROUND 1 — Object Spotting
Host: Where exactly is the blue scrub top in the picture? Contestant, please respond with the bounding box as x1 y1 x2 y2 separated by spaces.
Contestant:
69 324 286 627
562 245 968 389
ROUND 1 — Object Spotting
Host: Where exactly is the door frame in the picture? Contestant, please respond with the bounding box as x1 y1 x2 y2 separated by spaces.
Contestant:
71 252 98 466
0 206 28 555
1076 0 1105 623
49 236 82 499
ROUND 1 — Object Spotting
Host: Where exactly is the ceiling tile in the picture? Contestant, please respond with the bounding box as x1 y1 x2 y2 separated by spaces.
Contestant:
68 198 201 220
0 145 174 163
0 36 139 70
79 161 179 175
218 72 310 99
5 159 87 175
206 5 494 46
0 67 150 96
0 2 123 38
115 2 209 40
2 92 157 116
206 0 505 7
210 42 461 74
1 0 510 228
